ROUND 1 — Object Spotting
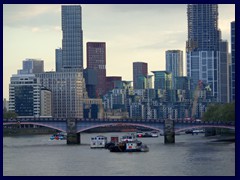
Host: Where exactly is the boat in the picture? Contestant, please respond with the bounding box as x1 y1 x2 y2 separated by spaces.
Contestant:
49 132 66 140
90 135 107 148
136 131 144 137
105 136 119 149
107 134 149 152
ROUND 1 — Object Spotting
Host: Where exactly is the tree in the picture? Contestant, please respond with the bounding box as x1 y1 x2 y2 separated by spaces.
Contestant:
3 111 18 119
202 103 235 122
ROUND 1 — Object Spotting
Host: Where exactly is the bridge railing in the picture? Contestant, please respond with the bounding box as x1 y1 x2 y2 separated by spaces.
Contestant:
3 118 235 126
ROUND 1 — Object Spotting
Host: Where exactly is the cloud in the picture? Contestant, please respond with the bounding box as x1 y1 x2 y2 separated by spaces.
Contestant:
3 4 60 28
31 27 40 32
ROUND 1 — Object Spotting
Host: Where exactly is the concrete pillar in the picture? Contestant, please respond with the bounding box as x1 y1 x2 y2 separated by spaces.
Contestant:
66 118 80 144
205 127 216 137
164 119 175 144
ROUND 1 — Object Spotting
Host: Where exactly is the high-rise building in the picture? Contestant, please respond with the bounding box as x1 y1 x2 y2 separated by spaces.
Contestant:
9 74 41 117
152 71 172 90
83 68 97 98
133 62 148 89
55 48 62 72
186 4 228 102
166 50 183 88
219 40 229 103
230 21 235 102
87 42 106 97
186 4 220 52
62 5 83 70
36 70 87 118
106 76 122 93
18 58 44 74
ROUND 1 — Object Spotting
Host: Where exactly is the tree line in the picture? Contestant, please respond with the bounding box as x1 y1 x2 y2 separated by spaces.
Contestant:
202 102 235 122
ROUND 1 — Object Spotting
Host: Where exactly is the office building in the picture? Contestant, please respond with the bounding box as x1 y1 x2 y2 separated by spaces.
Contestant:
9 74 41 117
186 4 228 102
55 48 62 72
230 21 235 102
40 88 52 117
36 70 87 118
18 58 44 74
133 62 148 89
83 68 97 98
152 71 172 90
62 5 83 70
87 42 106 97
166 50 183 88
106 76 122 93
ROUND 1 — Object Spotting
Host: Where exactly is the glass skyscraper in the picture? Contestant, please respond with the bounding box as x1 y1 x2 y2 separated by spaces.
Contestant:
87 42 106 97
166 50 183 89
133 62 148 89
186 4 228 103
186 4 220 52
62 5 83 70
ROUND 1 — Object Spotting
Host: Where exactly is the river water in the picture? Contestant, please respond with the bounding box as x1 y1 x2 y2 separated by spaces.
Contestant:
3 132 235 176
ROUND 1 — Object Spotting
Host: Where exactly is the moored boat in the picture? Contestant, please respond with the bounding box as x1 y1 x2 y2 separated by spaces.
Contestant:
107 134 149 152
49 132 66 140
90 135 107 148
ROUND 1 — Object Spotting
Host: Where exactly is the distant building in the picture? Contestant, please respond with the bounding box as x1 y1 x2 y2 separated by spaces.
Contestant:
55 48 62 72
9 74 41 117
152 71 172 90
36 70 87 118
62 5 83 70
219 40 229 103
133 62 148 89
230 21 235 102
83 98 104 119
3 98 9 111
18 58 44 74
83 68 97 98
87 42 106 97
186 4 228 103
40 88 52 117
106 76 122 93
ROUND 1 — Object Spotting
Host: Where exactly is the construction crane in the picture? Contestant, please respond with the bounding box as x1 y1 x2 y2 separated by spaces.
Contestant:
191 80 203 120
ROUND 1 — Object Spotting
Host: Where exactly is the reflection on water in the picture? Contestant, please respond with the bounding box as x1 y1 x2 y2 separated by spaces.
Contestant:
3 132 235 176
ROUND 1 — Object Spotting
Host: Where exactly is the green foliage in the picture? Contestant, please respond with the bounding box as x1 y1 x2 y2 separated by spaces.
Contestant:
202 103 235 122
3 111 18 119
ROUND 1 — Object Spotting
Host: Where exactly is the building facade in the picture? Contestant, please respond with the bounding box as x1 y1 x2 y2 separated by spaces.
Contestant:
166 50 183 88
55 48 62 72
36 70 87 118
152 71 172 90
18 58 44 75
87 42 106 97
186 4 228 103
133 62 148 89
9 74 41 117
230 21 235 102
62 5 83 70
40 88 52 117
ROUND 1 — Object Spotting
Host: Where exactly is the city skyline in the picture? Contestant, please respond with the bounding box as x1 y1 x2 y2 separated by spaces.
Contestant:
3 4 235 100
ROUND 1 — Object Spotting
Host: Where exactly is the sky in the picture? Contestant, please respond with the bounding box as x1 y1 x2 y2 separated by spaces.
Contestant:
3 4 235 100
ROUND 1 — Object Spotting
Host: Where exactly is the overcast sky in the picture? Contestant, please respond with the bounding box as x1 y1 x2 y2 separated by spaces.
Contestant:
3 4 235 100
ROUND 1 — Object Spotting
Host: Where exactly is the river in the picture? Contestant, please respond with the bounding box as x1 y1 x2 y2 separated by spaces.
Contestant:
3 132 235 176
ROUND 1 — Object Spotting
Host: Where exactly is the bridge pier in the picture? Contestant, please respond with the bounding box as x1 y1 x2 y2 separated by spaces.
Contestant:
66 118 80 144
164 119 175 144
67 132 81 144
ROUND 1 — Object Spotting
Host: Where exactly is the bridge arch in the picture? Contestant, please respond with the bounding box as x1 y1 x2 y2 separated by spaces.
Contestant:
175 125 235 133
3 122 66 133
77 122 164 133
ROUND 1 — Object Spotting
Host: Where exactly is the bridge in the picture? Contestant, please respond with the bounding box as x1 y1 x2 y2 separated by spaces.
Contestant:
3 118 235 144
